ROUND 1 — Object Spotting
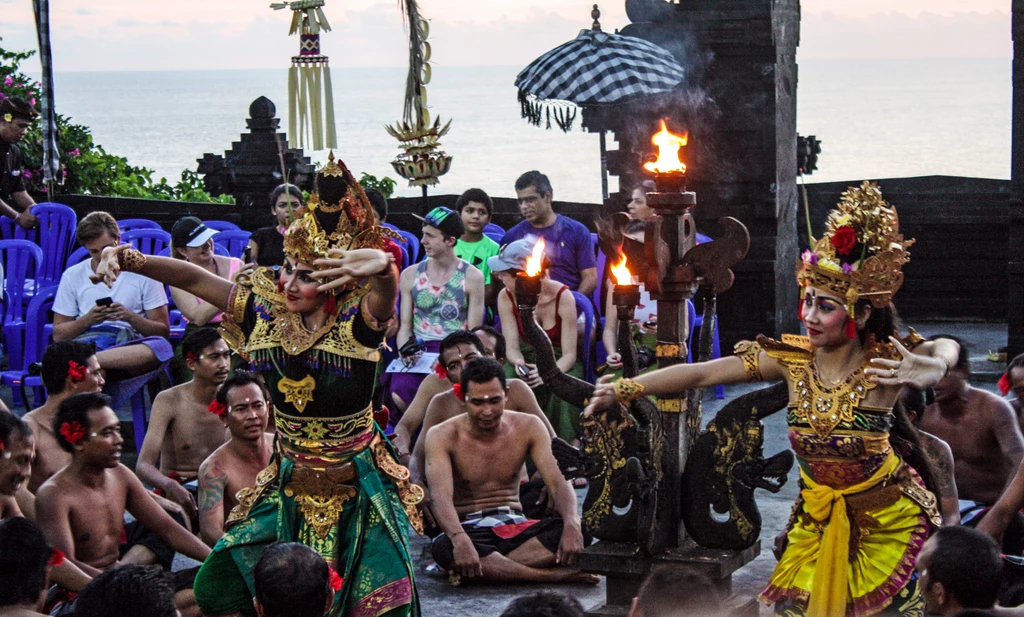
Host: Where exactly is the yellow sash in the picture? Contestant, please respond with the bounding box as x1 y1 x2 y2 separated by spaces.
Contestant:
800 450 900 617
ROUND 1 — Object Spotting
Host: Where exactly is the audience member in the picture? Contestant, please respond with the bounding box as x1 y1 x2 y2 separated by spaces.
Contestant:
0 517 53 617
404 333 553 504
492 239 583 442
628 565 722 617
253 542 334 617
918 336 1024 547
51 212 172 407
35 392 210 578
136 328 231 521
625 180 657 230
364 188 405 268
0 96 40 230
500 171 596 296
499 591 585 617
0 411 33 519
454 188 501 305
23 341 104 492
197 372 274 546
74 565 178 617
915 526 1002 615
1005 353 1024 430
900 386 960 525
425 358 594 584
390 206 484 412
248 184 305 268
472 325 506 364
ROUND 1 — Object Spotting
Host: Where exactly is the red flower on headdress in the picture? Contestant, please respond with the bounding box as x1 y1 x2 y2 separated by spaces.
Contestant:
434 362 448 380
328 567 344 592
48 548 66 567
59 422 87 445
830 226 857 257
207 401 228 417
999 372 1012 396
452 383 464 401
67 360 87 383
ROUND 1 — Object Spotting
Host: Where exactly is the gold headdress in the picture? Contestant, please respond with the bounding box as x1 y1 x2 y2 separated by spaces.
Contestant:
283 152 399 290
796 181 914 317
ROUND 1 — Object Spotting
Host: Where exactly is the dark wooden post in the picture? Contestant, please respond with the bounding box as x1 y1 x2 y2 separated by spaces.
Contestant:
1009 0 1024 360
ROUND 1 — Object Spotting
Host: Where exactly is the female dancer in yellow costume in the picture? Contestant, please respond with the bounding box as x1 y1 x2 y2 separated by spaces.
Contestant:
587 182 960 617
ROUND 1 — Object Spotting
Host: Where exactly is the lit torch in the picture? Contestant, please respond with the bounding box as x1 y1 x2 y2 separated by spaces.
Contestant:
643 119 688 192
610 254 640 318
516 238 545 305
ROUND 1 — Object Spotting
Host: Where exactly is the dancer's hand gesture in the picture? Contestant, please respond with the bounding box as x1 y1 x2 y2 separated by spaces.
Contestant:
866 336 948 388
312 248 393 291
90 245 126 287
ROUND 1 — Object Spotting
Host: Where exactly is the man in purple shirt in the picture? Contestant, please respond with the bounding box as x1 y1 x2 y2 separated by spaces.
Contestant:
500 171 597 296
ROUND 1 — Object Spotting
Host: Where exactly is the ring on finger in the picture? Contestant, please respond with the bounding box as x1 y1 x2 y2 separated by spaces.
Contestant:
890 368 897 378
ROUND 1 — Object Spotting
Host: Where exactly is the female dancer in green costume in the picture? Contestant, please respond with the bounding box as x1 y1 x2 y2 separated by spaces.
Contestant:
93 154 423 617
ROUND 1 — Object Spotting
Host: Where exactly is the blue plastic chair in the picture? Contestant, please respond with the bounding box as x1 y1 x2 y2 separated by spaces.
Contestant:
212 230 252 259
0 240 44 382
594 247 607 320
65 246 90 268
19 203 77 289
483 231 504 246
204 220 241 232
570 291 596 384
118 218 162 233
0 216 16 240
484 222 504 236
1 285 57 409
122 228 171 256
383 223 422 264
686 299 724 399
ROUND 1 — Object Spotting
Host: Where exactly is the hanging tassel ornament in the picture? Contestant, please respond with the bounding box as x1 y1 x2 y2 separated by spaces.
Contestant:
271 0 337 150
797 287 805 321
323 293 337 315
844 317 857 339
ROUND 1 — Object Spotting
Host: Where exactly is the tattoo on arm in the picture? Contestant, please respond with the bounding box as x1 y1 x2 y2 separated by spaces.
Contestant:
199 464 227 517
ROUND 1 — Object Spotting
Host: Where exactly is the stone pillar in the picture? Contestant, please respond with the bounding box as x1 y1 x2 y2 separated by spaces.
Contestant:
1009 0 1024 360
197 97 315 230
591 0 801 348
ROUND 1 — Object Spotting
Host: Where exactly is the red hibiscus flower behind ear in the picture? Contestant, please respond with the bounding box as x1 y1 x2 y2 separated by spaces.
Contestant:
67 361 87 383
0 437 6 459
59 422 87 445
452 383 464 401
48 548 66 567
830 226 858 256
434 362 447 380
207 401 227 417
999 372 1012 396
186 352 199 363
328 567 344 592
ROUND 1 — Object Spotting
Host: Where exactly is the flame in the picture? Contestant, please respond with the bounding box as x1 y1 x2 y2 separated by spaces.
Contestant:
525 238 545 277
610 254 632 286
643 119 688 175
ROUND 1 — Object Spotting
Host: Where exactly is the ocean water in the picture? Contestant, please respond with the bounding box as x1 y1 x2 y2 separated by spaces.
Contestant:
46 57 1010 203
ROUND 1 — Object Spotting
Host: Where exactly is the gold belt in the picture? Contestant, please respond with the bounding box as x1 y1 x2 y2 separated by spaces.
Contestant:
276 405 375 468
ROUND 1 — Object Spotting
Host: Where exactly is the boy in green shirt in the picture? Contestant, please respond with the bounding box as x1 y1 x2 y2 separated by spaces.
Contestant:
454 188 501 308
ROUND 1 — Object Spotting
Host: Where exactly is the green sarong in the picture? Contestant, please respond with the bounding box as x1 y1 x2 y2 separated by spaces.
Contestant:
194 448 418 617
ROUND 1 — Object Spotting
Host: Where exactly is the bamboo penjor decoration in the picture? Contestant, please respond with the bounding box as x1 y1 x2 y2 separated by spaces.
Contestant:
271 0 337 150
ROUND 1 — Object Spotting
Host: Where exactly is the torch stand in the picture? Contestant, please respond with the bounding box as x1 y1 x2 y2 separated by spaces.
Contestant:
577 187 759 617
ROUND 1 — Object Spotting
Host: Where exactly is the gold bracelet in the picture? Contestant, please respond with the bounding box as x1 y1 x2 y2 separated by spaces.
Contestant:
613 378 645 405
116 246 147 273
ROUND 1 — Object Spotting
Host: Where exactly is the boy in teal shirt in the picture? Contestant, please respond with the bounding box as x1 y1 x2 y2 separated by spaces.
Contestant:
454 188 501 308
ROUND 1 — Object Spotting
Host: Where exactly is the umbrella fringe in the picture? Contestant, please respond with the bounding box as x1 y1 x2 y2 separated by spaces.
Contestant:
518 90 577 133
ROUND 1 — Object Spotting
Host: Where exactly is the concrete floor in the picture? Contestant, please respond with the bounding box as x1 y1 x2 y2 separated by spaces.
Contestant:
9 320 1010 616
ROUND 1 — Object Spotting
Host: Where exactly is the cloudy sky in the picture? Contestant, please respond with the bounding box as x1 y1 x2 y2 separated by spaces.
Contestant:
0 0 1011 71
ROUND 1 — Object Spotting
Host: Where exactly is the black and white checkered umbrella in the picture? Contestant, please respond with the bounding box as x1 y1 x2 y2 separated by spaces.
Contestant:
515 29 684 132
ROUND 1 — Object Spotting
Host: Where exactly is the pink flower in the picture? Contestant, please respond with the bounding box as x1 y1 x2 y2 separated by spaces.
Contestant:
68 148 80 157
3 76 12 86
22 170 32 180
29 98 35 106
801 250 818 265
842 263 854 275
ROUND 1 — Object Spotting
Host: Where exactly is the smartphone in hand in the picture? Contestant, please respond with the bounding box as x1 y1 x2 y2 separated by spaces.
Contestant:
95 297 113 307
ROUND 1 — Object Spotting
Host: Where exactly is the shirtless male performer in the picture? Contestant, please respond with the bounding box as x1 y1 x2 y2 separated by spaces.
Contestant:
918 337 1024 544
408 331 553 490
34 393 210 582
425 358 593 583
136 327 231 520
23 341 105 493
197 371 274 547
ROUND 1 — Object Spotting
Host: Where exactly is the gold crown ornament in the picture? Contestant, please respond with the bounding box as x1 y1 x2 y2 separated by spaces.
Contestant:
796 181 914 318
283 152 401 288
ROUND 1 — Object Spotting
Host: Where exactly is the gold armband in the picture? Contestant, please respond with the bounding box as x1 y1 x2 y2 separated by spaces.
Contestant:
613 378 645 405
733 340 763 382
116 246 147 273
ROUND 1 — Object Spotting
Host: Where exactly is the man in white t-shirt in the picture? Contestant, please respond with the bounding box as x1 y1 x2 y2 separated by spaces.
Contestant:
53 211 170 378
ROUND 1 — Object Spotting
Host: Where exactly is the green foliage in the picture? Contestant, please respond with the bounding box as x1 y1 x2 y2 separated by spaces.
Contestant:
0 38 232 204
358 172 397 198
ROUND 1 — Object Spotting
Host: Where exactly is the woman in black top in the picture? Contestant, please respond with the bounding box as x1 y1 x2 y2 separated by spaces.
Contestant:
248 184 305 267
